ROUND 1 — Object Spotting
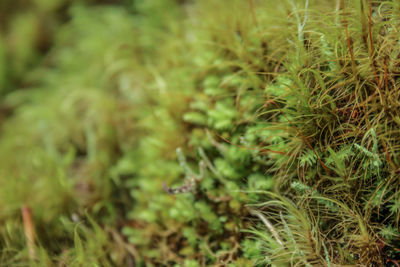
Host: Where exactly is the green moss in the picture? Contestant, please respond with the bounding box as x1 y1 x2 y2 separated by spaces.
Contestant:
1 0 400 265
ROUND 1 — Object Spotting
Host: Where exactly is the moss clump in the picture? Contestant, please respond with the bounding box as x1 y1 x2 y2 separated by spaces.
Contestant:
244 0 400 266
0 0 400 266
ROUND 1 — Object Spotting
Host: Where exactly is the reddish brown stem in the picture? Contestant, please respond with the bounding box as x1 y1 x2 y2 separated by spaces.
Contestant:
21 205 36 260
342 0 357 76
368 0 381 89
360 0 368 47
248 0 258 27
384 58 388 92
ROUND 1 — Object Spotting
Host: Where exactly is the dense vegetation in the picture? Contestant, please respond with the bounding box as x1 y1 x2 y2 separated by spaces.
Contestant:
1 0 400 266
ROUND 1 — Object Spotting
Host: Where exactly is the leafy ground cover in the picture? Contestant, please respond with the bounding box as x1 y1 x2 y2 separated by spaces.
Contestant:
0 0 400 266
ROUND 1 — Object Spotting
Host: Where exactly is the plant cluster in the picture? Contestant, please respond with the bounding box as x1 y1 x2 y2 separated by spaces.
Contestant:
0 0 399 266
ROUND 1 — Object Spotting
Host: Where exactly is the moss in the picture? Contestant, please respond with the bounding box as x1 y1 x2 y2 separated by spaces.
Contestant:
0 0 400 266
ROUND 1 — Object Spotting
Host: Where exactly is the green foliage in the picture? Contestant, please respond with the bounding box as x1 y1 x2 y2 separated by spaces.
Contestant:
245 0 400 265
1 0 400 266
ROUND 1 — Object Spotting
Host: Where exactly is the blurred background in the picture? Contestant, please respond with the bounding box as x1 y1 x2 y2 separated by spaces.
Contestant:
0 0 270 266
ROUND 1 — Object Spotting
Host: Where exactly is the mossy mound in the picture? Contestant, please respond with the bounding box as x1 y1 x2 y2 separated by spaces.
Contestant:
0 0 399 266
